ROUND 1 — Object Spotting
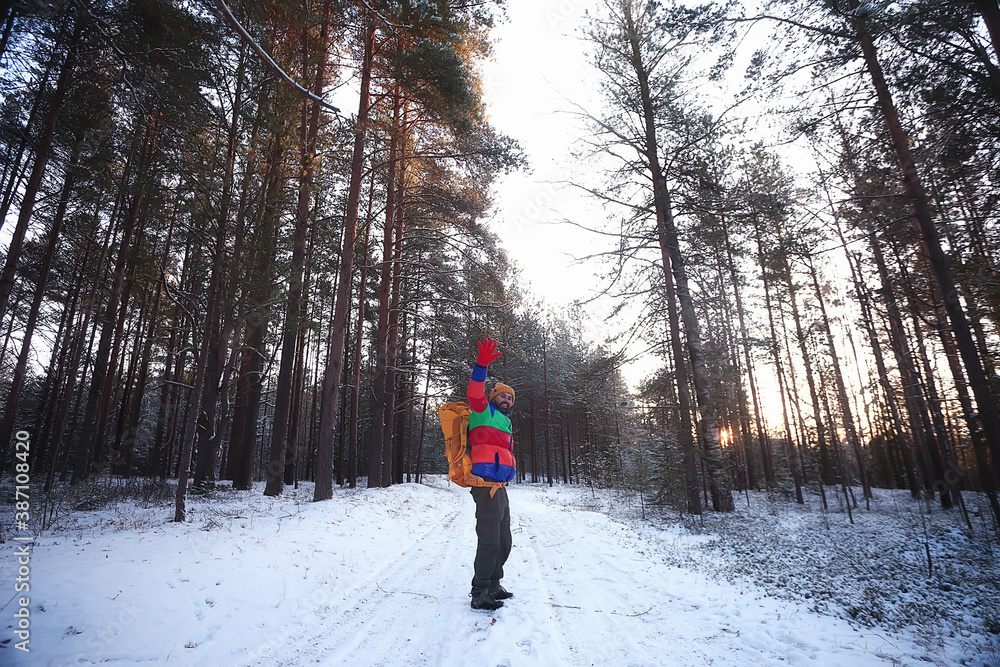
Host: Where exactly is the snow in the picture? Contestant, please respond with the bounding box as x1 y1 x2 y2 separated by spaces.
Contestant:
4 477 998 666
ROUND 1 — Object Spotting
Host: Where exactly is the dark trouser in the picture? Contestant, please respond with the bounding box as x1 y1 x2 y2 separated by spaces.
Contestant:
470 485 511 593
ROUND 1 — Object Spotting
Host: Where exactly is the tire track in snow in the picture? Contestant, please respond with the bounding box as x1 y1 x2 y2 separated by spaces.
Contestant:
511 488 901 666
442 504 571 665
271 484 574 667
252 484 488 667
519 492 809 666
316 509 466 665
508 510 573 662
512 494 664 666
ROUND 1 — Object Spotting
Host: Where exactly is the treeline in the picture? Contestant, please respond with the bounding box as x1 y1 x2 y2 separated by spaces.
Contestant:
0 0 631 519
575 0 1000 528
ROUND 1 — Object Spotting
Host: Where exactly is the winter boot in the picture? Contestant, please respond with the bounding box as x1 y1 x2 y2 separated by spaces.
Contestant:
470 589 504 611
489 584 513 600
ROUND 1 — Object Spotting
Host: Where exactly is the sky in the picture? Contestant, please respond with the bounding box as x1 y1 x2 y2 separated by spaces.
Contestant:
480 0 608 311
478 0 755 315
478 0 668 394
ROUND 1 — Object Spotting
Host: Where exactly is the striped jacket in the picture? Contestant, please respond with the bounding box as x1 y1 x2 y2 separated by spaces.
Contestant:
466 364 516 482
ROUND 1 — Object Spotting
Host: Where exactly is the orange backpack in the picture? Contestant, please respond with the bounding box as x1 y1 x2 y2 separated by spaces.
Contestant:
439 401 505 497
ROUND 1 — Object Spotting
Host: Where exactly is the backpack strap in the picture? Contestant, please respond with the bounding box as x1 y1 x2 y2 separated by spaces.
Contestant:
466 477 504 497
459 405 469 463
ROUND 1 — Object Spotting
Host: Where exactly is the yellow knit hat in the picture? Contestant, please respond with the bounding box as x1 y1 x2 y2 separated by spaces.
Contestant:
489 382 515 404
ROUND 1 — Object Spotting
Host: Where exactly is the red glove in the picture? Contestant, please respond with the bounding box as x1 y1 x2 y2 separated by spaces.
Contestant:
476 338 502 366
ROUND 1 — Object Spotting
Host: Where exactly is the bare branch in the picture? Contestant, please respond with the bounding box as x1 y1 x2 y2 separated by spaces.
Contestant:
213 0 341 114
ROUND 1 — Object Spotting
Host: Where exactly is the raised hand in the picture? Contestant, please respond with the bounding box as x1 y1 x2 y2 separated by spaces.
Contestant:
476 338 502 366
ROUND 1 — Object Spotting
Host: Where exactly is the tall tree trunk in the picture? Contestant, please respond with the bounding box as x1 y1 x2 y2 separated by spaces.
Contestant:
229 128 284 490
543 335 553 486
314 17 376 502
92 263 137 468
289 209 319 486
658 236 702 512
381 164 407 487
806 258 872 501
152 232 194 478
780 251 835 487
714 264 752 491
35 237 86 478
849 1 1000 487
221 46 268 484
334 295 348 487
778 290 813 486
561 419 570 484
749 211 803 502
391 308 409 485
0 136 81 448
820 376 855 524
622 4 728 511
831 138 922 497
40 231 94 491
173 290 218 518
933 299 1000 527
118 221 174 476
404 327 416 484
174 127 250 517
0 18 82 322
72 117 159 483
901 265 961 509
721 213 773 488
347 214 373 489
265 7 331 496
414 334 434 484
661 176 734 509
193 288 231 486
284 273 312 485
870 236 938 498
851 248 920 496
110 283 147 470
211 348 240 482
194 47 247 487
369 87 402 488
159 316 190 480
334 322 352 485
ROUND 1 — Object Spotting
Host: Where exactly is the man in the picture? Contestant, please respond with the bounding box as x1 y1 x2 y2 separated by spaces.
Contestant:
467 338 516 611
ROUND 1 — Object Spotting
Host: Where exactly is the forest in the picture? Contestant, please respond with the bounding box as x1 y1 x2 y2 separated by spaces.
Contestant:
0 0 999 539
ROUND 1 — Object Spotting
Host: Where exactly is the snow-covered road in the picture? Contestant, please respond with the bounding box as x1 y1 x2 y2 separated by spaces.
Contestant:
14 479 937 666
277 482 913 667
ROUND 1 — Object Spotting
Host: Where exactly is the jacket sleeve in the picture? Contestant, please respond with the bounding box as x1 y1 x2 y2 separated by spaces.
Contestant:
467 364 489 413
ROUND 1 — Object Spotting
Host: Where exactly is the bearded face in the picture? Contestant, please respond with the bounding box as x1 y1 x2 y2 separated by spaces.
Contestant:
492 392 513 414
